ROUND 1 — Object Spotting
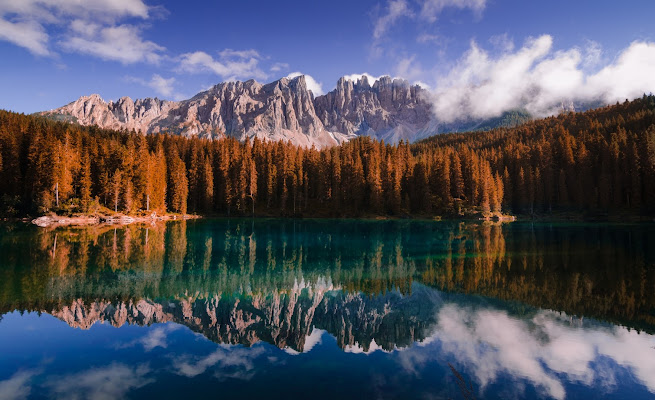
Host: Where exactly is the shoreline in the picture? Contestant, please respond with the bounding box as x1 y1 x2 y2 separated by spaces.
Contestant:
30 213 201 228
2 212 651 229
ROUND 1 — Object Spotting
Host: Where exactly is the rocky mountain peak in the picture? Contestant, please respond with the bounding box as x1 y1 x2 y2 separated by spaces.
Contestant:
40 75 437 147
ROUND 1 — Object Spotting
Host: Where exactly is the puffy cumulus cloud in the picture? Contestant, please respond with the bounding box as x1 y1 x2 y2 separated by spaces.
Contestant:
413 80 431 90
61 23 164 64
172 346 267 381
127 74 175 97
303 328 325 352
0 0 153 56
434 305 567 399
0 370 39 400
343 72 430 90
420 0 487 22
178 49 268 81
343 72 386 83
147 74 176 98
373 0 413 40
585 41 655 103
343 339 389 355
115 323 183 351
0 0 284 85
45 363 153 400
429 36 655 123
398 304 655 399
283 327 326 355
286 72 324 96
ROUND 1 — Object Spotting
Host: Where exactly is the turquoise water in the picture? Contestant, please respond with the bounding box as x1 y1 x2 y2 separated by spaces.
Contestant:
0 219 654 399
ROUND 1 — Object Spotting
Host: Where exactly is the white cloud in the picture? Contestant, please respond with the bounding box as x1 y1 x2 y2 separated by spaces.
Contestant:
61 24 164 64
373 0 413 40
582 40 602 69
270 62 289 73
373 0 487 42
342 72 429 90
287 72 324 96
0 0 150 21
0 370 38 400
0 18 50 56
173 346 266 380
303 328 325 352
488 33 514 53
70 19 99 37
0 0 153 56
344 339 389 355
413 80 431 90
115 323 183 351
397 305 655 399
218 48 260 59
429 36 655 123
417 33 443 44
420 0 487 22
128 74 182 99
178 49 268 81
46 363 153 400
343 72 386 83
584 41 655 102
395 55 424 82
148 74 176 97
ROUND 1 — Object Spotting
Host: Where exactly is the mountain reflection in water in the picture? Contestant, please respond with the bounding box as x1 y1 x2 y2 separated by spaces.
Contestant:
0 219 654 399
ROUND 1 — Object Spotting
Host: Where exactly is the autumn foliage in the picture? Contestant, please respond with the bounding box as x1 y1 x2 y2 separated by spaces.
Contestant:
0 95 654 217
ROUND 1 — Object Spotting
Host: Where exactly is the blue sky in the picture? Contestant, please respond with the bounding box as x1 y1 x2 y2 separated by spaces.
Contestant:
1 0 654 117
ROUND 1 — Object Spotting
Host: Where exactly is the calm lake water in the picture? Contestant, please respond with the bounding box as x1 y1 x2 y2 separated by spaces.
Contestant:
0 219 654 399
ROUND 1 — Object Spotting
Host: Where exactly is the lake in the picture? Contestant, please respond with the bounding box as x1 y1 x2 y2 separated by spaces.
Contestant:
0 219 654 399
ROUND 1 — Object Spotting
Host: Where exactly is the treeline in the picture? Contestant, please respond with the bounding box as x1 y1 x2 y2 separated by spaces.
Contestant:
0 112 500 217
0 95 654 217
417 95 655 214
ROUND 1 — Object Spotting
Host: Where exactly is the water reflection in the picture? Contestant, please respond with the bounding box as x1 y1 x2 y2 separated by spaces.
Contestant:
0 219 654 399
415 305 655 399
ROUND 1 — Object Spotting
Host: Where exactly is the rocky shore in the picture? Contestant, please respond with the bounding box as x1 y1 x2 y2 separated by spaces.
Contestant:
31 212 199 228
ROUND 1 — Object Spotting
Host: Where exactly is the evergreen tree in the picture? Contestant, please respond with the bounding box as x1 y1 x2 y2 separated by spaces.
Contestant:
166 149 188 214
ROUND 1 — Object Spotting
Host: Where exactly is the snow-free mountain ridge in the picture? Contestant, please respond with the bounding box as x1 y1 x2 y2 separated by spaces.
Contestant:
40 75 436 148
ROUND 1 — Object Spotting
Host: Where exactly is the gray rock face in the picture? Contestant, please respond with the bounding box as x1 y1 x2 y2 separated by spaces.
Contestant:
314 76 432 143
47 284 440 353
40 75 435 148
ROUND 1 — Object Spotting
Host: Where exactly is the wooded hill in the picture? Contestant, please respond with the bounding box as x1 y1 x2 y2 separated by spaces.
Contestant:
0 95 654 218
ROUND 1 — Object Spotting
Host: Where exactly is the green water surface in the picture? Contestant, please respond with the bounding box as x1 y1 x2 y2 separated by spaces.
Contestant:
0 219 654 399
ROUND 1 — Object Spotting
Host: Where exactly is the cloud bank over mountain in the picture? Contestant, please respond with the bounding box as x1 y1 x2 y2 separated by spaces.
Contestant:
428 35 655 123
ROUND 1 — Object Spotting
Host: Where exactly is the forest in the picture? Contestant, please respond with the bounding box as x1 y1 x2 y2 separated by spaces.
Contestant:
0 95 654 218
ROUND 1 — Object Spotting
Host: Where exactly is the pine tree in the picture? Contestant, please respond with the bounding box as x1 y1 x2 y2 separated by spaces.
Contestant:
150 144 167 212
80 152 93 212
111 169 122 213
166 148 188 214
248 153 258 216
450 152 465 200
200 154 214 213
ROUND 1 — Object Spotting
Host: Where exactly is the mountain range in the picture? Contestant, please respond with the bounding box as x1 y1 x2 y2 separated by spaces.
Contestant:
39 75 536 147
